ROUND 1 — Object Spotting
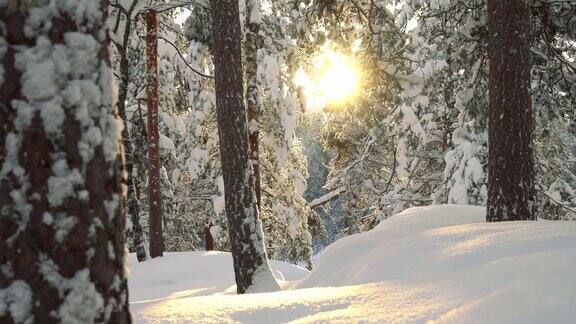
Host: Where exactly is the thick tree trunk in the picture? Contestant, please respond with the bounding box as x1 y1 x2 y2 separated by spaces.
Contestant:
0 1 131 322
487 0 537 221
245 0 262 208
146 9 164 257
211 0 279 294
116 0 147 262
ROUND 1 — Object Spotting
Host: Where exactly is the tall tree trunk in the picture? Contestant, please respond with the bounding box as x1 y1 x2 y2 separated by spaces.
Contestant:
0 1 131 322
211 0 279 294
116 0 147 262
487 0 537 221
146 9 164 257
245 0 262 208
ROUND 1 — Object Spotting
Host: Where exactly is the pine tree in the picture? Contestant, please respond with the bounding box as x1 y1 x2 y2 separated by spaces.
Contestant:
110 0 147 262
486 0 537 221
211 0 279 293
146 9 164 256
0 1 131 322
396 0 575 219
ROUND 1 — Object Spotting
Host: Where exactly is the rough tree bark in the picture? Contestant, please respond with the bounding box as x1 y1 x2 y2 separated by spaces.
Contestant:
487 0 537 221
145 9 164 257
211 0 279 294
205 225 215 251
115 0 147 262
0 1 131 322
245 0 262 208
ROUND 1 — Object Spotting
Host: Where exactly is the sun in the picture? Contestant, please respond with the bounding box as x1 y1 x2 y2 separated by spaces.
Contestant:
317 51 361 104
295 47 361 112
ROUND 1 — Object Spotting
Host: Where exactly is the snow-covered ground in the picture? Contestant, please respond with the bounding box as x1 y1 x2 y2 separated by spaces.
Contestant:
130 205 576 323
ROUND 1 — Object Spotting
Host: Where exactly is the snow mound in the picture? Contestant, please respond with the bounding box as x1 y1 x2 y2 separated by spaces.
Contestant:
129 251 309 302
299 204 486 287
131 205 576 323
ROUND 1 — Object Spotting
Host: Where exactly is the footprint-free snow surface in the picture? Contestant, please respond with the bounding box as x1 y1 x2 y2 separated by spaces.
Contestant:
130 205 576 323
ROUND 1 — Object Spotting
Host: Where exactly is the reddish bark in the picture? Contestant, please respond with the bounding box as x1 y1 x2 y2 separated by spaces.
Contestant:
146 10 164 257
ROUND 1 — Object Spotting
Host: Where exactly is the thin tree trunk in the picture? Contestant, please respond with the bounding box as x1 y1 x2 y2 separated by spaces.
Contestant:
245 0 262 208
211 0 279 294
146 9 164 257
487 0 537 221
131 104 149 258
205 225 215 251
442 46 454 153
116 0 147 262
0 1 131 322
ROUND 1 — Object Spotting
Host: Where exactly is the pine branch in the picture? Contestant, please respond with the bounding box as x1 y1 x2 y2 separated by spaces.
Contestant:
157 35 214 79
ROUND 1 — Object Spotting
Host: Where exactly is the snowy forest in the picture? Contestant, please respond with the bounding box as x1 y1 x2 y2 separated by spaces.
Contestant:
1 0 575 323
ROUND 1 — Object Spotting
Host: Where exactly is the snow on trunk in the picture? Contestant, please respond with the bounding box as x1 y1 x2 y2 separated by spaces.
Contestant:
245 0 262 208
0 1 130 322
114 0 147 263
487 0 537 221
211 0 280 294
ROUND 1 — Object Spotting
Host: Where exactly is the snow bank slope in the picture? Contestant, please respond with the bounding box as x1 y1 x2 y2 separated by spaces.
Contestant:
299 205 576 322
129 251 309 302
131 205 576 323
300 205 486 287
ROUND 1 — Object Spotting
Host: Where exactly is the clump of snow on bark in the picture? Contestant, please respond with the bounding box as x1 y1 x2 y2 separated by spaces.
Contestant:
39 257 104 323
0 132 33 225
42 212 54 226
0 281 33 323
24 2 102 38
98 61 122 163
53 215 77 243
58 269 104 324
103 194 121 222
40 97 66 137
47 159 83 207
16 37 58 100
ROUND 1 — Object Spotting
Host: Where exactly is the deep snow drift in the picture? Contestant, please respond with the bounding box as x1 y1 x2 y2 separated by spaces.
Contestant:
130 205 576 323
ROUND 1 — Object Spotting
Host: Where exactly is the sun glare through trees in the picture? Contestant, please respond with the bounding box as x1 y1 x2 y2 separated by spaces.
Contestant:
295 46 362 112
